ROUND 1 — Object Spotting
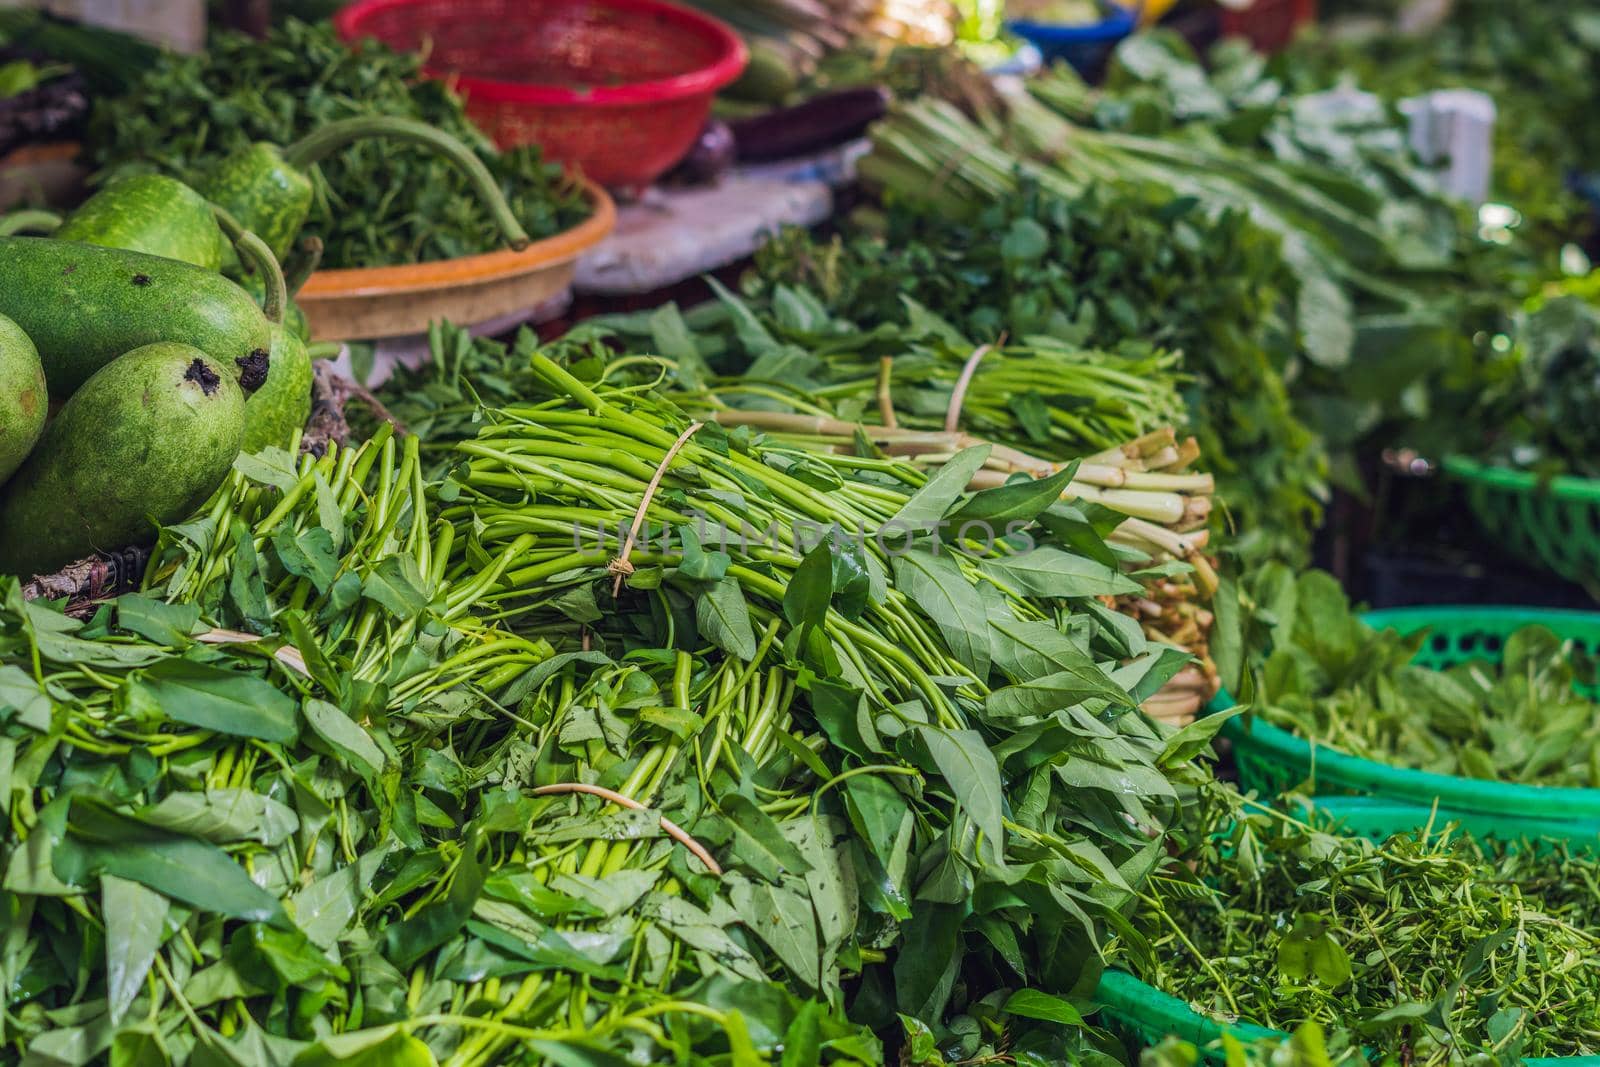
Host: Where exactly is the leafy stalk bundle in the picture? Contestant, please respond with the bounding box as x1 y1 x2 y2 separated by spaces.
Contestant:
5 426 914 1065
589 281 1187 462
437 352 1224 1045
844 126 1327 564
1131 788 1600 1059
1245 567 1600 788
82 19 588 269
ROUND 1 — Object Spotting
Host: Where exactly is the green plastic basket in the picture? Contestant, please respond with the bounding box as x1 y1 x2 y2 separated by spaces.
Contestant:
1092 796 1600 1065
1445 455 1600 587
1218 605 1600 820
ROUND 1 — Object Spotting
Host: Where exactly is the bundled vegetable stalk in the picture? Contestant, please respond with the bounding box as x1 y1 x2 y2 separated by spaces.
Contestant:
2 425 901 1065
765 171 1324 565
1130 786 1600 1059
434 351 1220 1044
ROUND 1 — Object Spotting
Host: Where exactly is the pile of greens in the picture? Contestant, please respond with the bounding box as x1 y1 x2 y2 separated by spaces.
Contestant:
1129 788 1600 1059
82 19 588 269
755 183 1321 565
1243 567 1600 787
0 341 1224 1063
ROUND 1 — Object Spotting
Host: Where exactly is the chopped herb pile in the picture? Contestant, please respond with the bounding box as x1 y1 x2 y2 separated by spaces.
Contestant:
1130 789 1600 1059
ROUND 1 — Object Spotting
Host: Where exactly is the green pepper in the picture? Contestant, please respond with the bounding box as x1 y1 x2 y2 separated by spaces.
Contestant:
200 115 533 263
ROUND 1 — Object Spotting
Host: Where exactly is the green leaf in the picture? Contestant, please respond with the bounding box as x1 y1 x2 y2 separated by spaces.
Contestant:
1276 914 1352 988
1211 574 1244 696
302 699 385 780
381 833 484 968
648 303 709 387
886 445 992 532
291 847 392 950
103 875 168 1025
109 1025 170 1067
678 523 730 581
729 873 821 989
125 658 299 744
946 463 1077 530
780 1002 823 1067
273 526 340 594
980 547 1140 599
116 594 200 646
905 726 1004 863
707 276 780 356
783 543 834 630
697 577 758 660
548 869 660 918
1001 217 1049 262
989 619 1125 693
642 894 766 981
1008 391 1053 446
0 663 54 731
1158 707 1244 768
290 1026 435 1067
893 550 990 679
721 793 811 882
140 789 298 846
226 518 271 627
361 555 431 618
1001 988 1085 1026
55 800 287 927
987 667 1136 723
234 447 301 492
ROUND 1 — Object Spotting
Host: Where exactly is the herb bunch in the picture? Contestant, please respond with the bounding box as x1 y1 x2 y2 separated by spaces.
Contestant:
1245 566 1600 787
752 186 1323 566
82 19 589 269
1130 788 1600 1059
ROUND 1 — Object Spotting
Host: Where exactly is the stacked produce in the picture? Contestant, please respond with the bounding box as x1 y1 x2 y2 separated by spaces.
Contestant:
7 3 1600 1065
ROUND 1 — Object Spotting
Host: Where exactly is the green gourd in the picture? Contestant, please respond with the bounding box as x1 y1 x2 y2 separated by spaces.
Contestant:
0 314 48 484
54 173 228 270
0 343 245 576
0 237 270 397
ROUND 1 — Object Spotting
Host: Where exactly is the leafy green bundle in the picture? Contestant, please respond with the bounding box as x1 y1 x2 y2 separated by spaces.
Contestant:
1245 567 1600 787
3 429 897 1065
750 186 1321 565
1130 789 1600 1059
434 352 1223 1046
82 19 588 269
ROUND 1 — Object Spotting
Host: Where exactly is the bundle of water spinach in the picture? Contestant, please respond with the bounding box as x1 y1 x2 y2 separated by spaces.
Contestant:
1244 567 1600 787
1127 786 1600 1060
434 353 1221 1043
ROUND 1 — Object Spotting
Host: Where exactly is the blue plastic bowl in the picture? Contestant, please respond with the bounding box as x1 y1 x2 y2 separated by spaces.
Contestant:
1005 4 1137 76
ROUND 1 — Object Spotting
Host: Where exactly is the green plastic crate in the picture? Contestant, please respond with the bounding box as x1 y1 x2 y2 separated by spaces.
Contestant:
1092 796 1600 1065
1445 455 1600 587
1217 606 1600 820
